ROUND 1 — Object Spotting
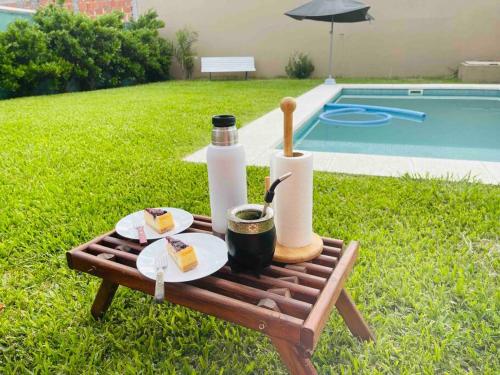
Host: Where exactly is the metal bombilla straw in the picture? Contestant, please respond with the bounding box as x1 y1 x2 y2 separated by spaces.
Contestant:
260 172 292 218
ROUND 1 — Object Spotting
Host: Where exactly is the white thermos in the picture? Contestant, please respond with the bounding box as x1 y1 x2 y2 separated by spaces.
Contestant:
207 115 247 236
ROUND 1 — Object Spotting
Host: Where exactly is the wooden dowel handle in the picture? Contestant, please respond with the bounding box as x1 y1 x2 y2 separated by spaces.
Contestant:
280 97 296 158
265 176 270 192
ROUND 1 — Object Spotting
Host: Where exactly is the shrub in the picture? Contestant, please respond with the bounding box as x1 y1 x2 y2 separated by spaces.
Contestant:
0 20 71 96
34 6 122 91
174 27 198 79
100 10 173 87
285 52 315 79
125 11 173 83
0 6 172 97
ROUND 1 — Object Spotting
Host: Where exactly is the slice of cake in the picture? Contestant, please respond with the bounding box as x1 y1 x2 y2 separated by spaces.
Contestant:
144 208 174 233
166 236 198 272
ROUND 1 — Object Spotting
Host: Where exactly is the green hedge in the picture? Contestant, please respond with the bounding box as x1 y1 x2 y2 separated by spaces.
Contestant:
0 6 172 98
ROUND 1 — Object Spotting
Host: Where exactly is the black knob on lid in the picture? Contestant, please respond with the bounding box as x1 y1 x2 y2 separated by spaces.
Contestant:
212 115 236 127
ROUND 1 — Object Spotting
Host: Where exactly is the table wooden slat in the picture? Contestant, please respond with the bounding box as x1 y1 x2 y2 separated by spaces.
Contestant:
294 261 333 278
189 276 312 320
262 265 327 290
216 266 320 304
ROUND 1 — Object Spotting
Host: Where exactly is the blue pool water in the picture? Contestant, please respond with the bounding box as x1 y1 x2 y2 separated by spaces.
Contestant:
293 91 500 162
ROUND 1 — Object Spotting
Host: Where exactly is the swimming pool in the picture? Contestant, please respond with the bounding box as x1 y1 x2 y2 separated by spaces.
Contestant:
293 89 500 162
186 84 500 184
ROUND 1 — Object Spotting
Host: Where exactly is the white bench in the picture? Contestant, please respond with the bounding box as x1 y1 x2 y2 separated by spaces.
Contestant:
201 56 256 80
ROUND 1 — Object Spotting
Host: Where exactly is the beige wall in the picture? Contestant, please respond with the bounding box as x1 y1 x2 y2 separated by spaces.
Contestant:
139 0 500 78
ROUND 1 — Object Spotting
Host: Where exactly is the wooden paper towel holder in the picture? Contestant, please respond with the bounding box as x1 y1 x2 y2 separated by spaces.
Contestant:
268 97 324 264
274 233 324 263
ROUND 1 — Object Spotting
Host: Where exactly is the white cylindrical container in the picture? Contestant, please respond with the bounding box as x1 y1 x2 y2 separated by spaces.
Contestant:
270 150 313 248
207 115 247 236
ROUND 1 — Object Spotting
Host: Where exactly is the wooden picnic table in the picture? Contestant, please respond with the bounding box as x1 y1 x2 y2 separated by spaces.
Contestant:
66 214 374 374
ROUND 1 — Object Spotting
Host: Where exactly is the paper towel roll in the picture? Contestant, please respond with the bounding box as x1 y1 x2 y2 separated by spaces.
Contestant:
270 150 313 248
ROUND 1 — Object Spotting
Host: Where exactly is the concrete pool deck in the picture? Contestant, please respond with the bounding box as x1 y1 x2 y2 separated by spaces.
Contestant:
185 83 500 185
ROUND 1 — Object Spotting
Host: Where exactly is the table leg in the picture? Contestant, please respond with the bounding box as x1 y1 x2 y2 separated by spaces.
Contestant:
270 337 317 375
335 289 375 342
91 280 119 320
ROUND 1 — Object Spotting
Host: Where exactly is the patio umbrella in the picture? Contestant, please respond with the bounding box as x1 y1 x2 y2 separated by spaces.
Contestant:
285 0 373 84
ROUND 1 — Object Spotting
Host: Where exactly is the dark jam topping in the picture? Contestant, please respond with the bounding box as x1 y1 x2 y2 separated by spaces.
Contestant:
145 208 168 217
166 237 188 252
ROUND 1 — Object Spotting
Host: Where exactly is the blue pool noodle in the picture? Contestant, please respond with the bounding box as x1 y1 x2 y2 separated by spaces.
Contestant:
321 103 426 126
319 107 392 127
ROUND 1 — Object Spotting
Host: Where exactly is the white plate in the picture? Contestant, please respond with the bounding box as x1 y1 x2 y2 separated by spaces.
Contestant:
137 233 228 282
116 208 193 240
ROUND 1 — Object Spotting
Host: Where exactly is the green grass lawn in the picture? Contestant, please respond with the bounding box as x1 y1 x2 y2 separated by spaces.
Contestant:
0 79 498 374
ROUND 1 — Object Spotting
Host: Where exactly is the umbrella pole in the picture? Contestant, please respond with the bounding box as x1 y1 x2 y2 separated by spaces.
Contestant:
325 20 336 84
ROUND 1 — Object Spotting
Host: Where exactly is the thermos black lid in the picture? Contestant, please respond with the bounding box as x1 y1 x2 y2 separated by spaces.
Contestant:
212 114 236 127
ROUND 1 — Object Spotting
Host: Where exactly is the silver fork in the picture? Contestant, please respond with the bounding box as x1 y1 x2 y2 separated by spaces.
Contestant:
154 250 168 303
